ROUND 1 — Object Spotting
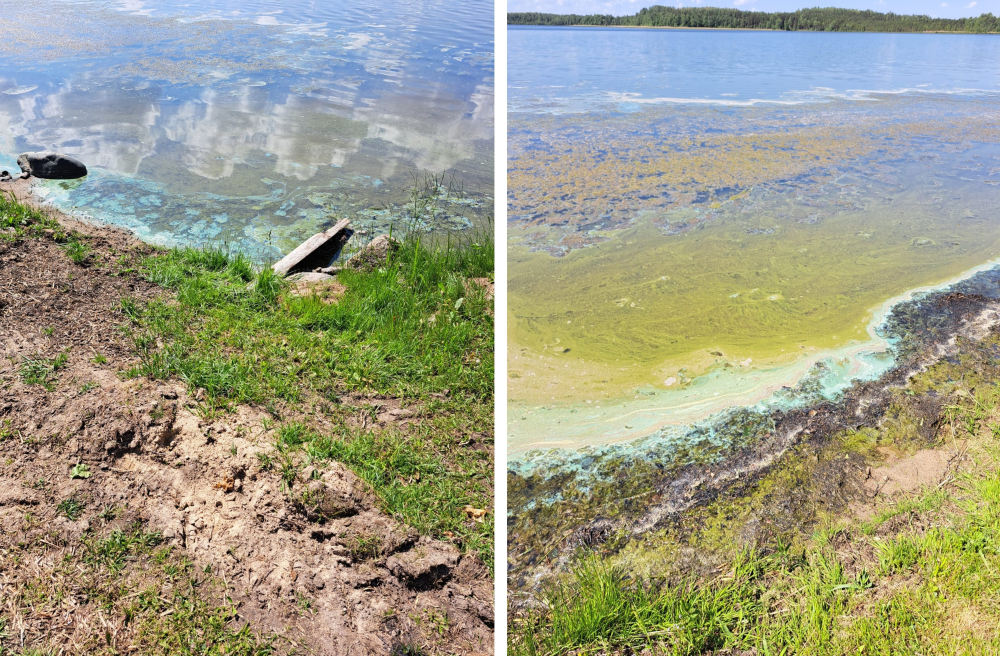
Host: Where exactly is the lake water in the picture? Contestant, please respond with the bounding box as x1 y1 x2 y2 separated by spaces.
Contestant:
508 27 1000 460
510 26 1000 112
0 0 494 259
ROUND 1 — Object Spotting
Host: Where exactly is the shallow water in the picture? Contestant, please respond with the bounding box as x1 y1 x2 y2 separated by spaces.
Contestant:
508 27 1000 458
0 0 494 259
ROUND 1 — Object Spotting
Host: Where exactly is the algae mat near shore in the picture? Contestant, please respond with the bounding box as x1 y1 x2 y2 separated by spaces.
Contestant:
508 95 1000 455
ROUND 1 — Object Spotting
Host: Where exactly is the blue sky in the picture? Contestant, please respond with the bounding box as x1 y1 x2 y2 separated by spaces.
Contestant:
507 0 998 20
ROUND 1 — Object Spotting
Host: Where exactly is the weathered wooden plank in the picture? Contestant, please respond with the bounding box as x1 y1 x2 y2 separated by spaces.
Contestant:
272 218 352 277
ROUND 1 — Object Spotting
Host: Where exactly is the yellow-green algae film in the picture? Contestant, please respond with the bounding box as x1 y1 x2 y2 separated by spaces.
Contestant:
508 94 1000 457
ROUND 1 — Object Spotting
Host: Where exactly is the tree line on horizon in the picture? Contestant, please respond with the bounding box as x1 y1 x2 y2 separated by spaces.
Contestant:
507 6 1000 33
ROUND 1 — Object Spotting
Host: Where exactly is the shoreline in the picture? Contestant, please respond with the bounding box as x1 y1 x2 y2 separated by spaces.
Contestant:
508 254 1000 461
1 181 497 654
509 265 1000 591
507 24 1000 35
2 176 148 248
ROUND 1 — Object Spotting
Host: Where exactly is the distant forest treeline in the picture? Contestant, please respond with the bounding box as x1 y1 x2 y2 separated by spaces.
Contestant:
507 6 1000 33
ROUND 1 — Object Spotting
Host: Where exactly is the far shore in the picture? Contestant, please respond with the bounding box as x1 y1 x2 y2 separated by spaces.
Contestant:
508 23 1000 34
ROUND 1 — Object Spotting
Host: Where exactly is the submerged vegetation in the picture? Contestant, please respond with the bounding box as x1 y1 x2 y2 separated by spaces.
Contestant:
509 6 1000 33
507 91 1000 445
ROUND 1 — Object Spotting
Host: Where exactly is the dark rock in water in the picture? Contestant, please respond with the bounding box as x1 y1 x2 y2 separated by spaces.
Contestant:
17 152 88 179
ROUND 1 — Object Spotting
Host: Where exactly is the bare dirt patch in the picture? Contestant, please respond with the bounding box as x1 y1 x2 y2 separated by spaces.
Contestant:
864 446 963 498
0 204 493 654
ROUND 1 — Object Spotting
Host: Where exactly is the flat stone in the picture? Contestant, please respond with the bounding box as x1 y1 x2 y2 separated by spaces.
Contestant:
17 152 88 179
273 219 353 277
285 272 335 283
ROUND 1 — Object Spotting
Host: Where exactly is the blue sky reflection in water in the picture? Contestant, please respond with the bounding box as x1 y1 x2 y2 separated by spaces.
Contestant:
508 27 1000 462
0 0 493 259
509 26 1000 113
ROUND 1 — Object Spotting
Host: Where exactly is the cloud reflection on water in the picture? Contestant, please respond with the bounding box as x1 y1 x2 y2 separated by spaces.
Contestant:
0 0 493 257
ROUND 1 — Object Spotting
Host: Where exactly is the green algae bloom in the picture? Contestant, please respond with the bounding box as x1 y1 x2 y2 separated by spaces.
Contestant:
508 95 1000 454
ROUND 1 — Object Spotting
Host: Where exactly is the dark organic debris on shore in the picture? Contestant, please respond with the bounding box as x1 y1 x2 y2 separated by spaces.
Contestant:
508 268 1000 590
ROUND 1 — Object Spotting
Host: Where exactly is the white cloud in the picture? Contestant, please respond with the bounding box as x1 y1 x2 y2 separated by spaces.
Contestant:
733 0 754 5
966 0 977 7
941 2 948 6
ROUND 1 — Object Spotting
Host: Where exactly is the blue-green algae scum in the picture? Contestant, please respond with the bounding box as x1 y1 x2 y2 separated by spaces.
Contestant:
0 0 493 259
508 27 1000 462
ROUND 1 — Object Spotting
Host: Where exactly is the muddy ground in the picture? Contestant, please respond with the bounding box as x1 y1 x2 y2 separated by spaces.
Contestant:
0 183 493 655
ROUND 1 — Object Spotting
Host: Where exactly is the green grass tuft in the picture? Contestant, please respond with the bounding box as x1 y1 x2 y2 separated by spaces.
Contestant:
82 524 162 574
0 190 64 240
63 238 91 265
56 496 85 521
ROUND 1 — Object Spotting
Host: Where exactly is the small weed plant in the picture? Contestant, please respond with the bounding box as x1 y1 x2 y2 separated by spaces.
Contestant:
56 496 85 520
63 238 91 265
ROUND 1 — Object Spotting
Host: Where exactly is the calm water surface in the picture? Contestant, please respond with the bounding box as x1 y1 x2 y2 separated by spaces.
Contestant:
0 0 493 257
508 27 1000 460
509 26 1000 112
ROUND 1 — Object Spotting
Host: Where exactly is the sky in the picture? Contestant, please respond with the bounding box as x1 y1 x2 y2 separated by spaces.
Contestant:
506 0 998 20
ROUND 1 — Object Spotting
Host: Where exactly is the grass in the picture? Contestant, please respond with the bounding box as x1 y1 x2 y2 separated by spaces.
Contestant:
19 357 55 388
0 190 62 238
513 477 1000 656
63 237 92 265
126 231 492 404
117 227 494 570
82 523 163 574
510 386 1000 655
347 532 384 561
18 353 68 392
